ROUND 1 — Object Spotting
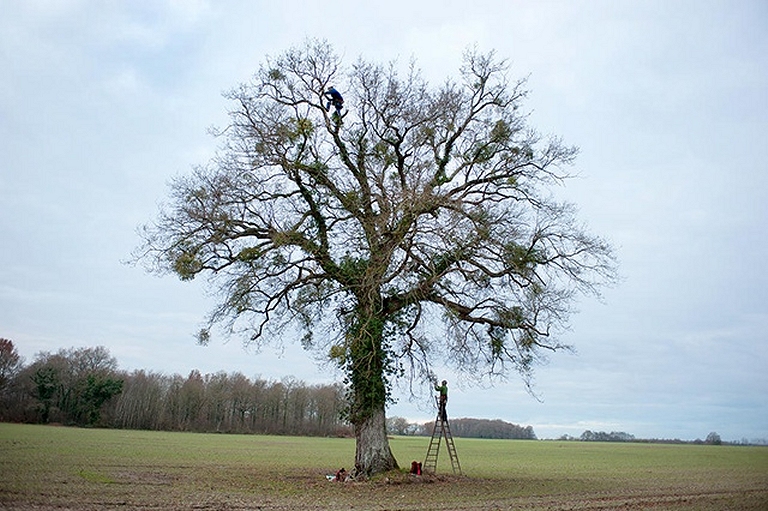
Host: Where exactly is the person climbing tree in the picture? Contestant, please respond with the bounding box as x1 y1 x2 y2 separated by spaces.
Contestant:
435 379 448 421
324 86 344 115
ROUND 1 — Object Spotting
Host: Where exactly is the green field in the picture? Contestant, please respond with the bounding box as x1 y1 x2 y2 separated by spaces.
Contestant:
1 423 766 510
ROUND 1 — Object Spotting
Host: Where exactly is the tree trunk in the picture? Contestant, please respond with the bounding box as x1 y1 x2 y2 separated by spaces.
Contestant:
354 404 398 477
347 308 399 477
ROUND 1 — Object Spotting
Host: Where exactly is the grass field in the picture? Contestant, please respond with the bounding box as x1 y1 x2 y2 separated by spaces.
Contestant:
1 423 766 510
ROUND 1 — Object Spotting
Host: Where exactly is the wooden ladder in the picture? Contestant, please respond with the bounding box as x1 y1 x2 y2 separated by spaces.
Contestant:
423 399 461 475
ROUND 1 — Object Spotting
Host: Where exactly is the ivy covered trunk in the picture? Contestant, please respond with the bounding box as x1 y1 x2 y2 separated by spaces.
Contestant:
348 309 398 476
354 404 397 477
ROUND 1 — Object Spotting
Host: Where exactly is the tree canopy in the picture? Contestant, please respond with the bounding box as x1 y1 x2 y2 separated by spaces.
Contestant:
136 40 617 475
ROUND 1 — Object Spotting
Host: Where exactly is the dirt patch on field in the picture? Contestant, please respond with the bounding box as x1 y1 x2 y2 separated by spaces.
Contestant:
3 469 765 511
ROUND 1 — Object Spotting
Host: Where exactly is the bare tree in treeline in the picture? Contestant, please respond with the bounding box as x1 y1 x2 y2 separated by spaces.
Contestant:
0 339 24 419
0 338 23 392
0 342 349 436
113 370 348 435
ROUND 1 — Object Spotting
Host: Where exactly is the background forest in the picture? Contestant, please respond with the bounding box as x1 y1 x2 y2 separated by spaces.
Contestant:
0 339 537 439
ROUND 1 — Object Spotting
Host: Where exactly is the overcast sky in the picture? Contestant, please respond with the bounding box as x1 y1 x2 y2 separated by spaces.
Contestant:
2 0 766 442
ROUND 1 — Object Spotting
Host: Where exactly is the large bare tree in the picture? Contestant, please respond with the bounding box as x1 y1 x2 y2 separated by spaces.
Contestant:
137 40 617 476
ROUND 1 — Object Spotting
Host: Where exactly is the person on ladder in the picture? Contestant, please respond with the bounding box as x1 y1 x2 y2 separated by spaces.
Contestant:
435 379 448 421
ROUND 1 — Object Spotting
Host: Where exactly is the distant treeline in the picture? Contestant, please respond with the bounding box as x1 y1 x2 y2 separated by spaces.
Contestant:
7 341 743 444
1 340 542 439
556 430 756 446
0 341 350 436
387 416 537 439
448 418 537 439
